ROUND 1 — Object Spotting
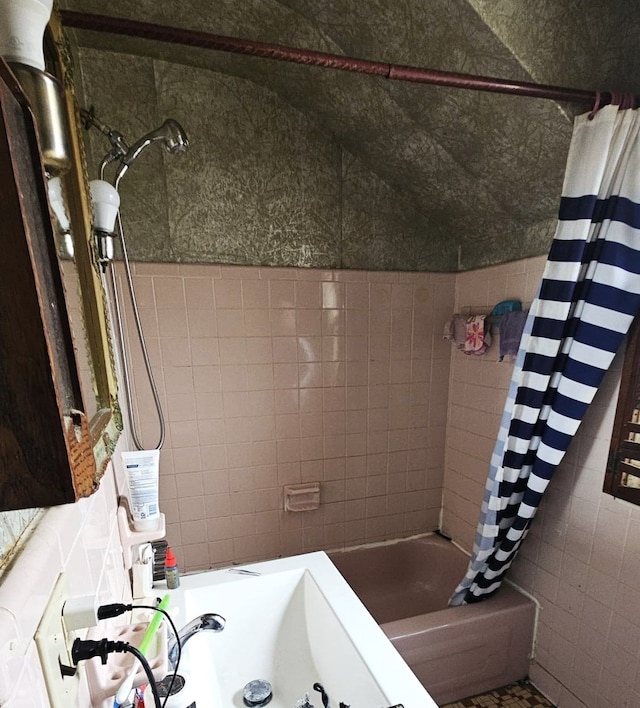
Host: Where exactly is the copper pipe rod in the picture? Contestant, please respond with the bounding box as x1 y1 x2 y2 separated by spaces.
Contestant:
60 10 614 106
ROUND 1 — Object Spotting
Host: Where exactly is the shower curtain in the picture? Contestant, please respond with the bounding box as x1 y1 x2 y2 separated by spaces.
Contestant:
450 102 640 605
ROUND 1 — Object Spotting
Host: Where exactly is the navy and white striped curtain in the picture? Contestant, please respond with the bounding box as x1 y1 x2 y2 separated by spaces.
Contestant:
451 103 640 606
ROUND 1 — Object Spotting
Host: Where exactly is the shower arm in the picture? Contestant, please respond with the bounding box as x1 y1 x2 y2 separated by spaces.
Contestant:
81 106 130 182
81 106 130 162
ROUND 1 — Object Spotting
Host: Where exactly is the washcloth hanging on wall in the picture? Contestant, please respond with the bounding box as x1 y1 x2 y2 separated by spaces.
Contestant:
464 315 491 355
444 314 491 355
498 310 528 361
443 314 467 349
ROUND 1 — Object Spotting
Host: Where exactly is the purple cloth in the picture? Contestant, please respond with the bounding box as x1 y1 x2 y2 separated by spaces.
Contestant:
443 315 467 349
499 310 528 360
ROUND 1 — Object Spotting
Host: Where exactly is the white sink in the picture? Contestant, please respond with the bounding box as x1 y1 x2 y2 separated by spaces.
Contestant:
156 551 437 708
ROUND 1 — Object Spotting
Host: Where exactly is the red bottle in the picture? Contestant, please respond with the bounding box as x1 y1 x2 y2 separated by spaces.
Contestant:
164 547 180 589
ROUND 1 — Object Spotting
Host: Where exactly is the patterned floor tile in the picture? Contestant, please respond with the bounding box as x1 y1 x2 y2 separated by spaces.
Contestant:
441 681 555 708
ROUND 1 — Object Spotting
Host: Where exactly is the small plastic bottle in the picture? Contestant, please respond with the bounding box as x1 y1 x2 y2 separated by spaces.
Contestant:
164 547 180 589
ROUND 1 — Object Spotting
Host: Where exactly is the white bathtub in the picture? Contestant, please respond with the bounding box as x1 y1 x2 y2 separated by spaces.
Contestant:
158 550 437 708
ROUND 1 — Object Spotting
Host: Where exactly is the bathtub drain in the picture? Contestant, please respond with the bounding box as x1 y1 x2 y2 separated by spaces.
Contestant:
243 679 273 706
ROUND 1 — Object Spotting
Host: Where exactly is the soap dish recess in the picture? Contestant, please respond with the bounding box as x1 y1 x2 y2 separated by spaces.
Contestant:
284 482 320 512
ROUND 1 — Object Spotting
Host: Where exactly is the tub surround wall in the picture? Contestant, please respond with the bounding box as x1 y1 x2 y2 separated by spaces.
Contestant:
120 263 453 571
1 252 636 708
442 256 640 707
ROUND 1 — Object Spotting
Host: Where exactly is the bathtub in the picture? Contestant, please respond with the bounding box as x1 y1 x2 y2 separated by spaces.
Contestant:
136 550 435 708
329 534 536 705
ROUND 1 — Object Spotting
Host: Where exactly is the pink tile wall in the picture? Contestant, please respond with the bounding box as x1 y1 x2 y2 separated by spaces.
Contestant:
9 253 638 707
119 263 454 571
443 256 640 707
442 256 546 548
0 444 131 707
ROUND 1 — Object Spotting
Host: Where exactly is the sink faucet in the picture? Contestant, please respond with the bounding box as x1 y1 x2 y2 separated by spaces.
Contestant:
167 613 225 670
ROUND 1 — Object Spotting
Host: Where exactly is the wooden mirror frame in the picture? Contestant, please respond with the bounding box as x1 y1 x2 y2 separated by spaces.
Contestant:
0 10 121 511
47 11 122 469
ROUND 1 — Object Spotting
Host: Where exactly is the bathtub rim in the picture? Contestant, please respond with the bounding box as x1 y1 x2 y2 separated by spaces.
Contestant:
323 529 466 558
325 530 541 662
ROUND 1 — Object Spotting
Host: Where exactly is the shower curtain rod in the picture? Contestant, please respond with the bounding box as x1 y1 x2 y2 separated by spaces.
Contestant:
60 10 628 108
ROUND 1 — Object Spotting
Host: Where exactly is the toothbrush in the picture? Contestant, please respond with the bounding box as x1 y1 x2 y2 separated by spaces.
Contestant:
113 594 171 708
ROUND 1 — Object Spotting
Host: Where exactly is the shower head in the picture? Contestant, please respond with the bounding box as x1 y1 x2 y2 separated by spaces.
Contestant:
161 118 190 154
113 118 189 185
81 108 190 183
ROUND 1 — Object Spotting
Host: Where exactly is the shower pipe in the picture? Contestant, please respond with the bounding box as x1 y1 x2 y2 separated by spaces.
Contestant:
60 10 637 108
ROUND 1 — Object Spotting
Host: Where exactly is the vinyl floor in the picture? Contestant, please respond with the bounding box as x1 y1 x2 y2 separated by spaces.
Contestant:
441 681 556 708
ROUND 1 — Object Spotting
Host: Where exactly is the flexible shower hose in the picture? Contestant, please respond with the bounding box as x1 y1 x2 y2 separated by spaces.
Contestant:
105 208 166 451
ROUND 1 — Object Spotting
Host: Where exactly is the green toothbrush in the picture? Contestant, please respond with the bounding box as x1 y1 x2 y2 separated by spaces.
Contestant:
113 594 171 707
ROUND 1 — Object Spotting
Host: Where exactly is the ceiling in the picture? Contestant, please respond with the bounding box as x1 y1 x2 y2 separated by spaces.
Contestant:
60 0 640 270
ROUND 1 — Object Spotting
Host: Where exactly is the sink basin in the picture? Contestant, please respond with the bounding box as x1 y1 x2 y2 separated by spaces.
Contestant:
155 551 437 708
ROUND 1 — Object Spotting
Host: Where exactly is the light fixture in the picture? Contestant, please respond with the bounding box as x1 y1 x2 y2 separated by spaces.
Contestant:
90 179 120 269
47 176 70 230
47 175 74 258
90 179 120 234
0 0 71 174
0 0 52 70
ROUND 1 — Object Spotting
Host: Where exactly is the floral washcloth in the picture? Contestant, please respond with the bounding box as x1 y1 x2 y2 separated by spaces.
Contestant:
464 315 491 355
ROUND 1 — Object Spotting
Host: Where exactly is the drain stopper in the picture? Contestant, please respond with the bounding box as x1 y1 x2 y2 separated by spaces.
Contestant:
243 679 273 707
157 674 186 698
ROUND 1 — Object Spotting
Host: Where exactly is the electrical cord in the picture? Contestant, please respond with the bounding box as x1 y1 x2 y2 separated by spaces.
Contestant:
97 601 182 708
126 645 162 708
71 639 162 708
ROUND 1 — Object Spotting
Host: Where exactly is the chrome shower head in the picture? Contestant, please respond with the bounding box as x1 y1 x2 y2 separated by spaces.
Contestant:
157 118 190 155
114 118 189 185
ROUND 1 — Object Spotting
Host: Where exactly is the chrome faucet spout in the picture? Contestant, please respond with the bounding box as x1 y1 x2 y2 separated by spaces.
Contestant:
167 613 225 671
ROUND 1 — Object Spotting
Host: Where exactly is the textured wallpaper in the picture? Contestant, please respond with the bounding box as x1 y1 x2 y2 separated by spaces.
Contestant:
66 0 640 271
467 0 640 95
79 48 458 271
157 61 343 268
